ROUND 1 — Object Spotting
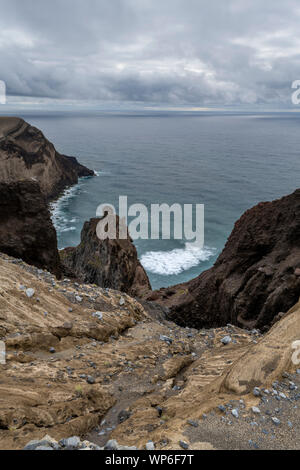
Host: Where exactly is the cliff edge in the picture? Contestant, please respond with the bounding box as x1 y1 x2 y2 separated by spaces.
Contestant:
0 117 94 200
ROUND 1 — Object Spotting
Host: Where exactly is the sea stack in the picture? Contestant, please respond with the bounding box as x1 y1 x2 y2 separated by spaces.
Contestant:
60 216 152 297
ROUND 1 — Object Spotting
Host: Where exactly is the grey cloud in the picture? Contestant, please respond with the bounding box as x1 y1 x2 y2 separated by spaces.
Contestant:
0 0 299 106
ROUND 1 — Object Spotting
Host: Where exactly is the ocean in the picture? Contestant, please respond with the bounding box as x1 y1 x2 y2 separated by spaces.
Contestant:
12 110 300 290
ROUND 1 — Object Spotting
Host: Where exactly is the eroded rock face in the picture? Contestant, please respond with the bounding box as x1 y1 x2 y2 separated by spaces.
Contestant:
60 217 151 297
0 117 94 200
0 181 62 276
148 189 300 330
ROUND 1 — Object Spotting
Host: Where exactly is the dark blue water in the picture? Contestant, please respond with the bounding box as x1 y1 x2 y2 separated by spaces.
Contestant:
10 111 300 289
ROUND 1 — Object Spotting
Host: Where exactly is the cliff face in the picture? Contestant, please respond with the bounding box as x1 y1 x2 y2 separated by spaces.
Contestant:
0 181 62 277
61 217 151 297
147 189 300 330
0 117 94 200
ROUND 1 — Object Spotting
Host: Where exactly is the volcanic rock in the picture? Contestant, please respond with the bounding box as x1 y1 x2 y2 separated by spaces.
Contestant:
0 181 62 276
147 189 300 330
0 117 94 200
60 216 151 297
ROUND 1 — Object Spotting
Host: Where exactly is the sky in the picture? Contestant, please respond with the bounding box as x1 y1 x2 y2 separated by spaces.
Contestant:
0 0 300 109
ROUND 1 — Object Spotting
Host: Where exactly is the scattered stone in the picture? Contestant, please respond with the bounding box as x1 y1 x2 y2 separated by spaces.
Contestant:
221 336 232 345
119 297 125 306
146 441 155 450
179 441 189 450
26 288 35 298
118 409 131 423
253 387 261 397
92 311 103 321
64 436 81 449
187 420 199 428
105 440 119 450
86 376 95 385
271 417 281 426
49 347 56 354
252 407 261 414
232 409 239 419
160 335 173 345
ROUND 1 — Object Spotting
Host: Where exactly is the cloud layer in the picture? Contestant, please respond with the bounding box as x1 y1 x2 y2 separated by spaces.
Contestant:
0 0 299 106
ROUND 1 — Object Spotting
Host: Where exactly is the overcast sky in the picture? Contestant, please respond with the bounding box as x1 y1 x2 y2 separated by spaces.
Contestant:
0 0 300 108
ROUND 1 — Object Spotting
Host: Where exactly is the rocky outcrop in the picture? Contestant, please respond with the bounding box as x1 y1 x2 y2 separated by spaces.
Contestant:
147 189 300 330
0 117 94 200
60 216 151 297
0 181 62 276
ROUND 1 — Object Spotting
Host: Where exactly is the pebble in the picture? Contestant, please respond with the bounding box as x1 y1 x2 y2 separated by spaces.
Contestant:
119 297 125 306
271 417 281 426
63 436 81 449
179 441 189 450
253 387 261 397
252 407 261 414
49 347 56 354
221 336 232 345
86 376 95 385
105 440 119 450
160 335 173 345
75 296 83 303
187 420 199 427
118 409 131 423
146 441 155 450
232 409 239 419
26 288 35 298
92 312 103 321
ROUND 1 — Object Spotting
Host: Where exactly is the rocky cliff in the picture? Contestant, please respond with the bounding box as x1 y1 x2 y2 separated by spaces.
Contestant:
60 216 151 297
0 181 62 277
147 189 300 330
0 117 94 200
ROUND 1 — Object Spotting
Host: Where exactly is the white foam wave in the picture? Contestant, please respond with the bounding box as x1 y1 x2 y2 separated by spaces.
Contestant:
50 183 83 234
61 226 76 233
140 244 216 276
